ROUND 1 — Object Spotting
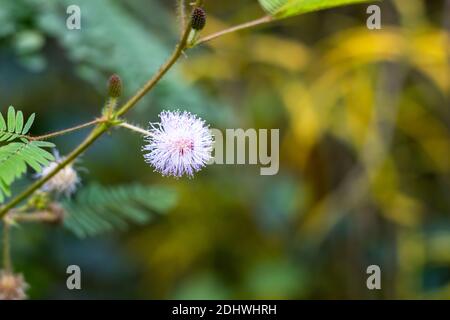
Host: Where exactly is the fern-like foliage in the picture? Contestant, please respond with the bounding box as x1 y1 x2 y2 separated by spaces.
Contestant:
0 106 55 203
0 106 35 142
62 184 178 238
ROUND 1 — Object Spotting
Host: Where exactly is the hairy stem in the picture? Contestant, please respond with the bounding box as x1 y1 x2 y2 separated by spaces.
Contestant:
178 0 187 34
0 0 277 219
0 123 109 217
196 15 274 45
119 122 153 136
9 212 61 224
115 24 192 118
0 3 198 219
2 221 11 272
29 119 103 141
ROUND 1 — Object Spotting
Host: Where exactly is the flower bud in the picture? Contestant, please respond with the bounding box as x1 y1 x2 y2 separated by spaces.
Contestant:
108 74 122 98
191 7 206 31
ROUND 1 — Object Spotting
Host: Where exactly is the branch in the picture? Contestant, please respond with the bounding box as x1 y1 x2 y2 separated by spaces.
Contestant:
0 2 198 219
115 23 192 117
178 0 187 35
0 124 109 218
8 209 63 224
28 118 103 141
196 15 274 46
0 2 276 219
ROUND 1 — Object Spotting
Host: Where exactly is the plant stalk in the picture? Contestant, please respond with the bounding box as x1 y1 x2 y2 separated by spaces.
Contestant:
0 124 108 218
0 4 196 219
115 24 192 118
196 15 273 45
2 221 11 272
0 0 272 220
119 123 153 136
29 119 102 141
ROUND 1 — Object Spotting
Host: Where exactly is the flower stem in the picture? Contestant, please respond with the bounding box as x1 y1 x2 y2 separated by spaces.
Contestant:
0 1 277 219
2 221 12 272
0 2 199 219
119 122 153 136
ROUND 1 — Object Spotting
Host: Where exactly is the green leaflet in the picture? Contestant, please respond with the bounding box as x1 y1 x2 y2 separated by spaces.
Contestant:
0 106 36 142
62 184 178 238
258 0 373 18
0 106 55 203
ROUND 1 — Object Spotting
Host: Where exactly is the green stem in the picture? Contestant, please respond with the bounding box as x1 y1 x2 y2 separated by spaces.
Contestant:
0 0 275 220
178 0 187 35
0 123 108 218
115 23 192 118
0 6 195 219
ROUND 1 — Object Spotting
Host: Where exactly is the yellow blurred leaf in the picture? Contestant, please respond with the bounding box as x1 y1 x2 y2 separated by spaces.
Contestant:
249 35 311 72
282 81 323 166
370 159 422 226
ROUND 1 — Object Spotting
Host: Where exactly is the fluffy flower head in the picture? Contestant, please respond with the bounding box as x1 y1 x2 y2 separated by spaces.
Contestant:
143 110 213 178
39 153 80 196
0 271 29 300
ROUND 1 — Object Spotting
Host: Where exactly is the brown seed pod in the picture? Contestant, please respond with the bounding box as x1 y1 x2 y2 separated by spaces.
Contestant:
191 7 206 31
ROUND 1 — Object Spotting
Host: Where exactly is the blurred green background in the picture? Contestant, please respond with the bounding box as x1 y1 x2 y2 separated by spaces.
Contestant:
0 0 449 299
